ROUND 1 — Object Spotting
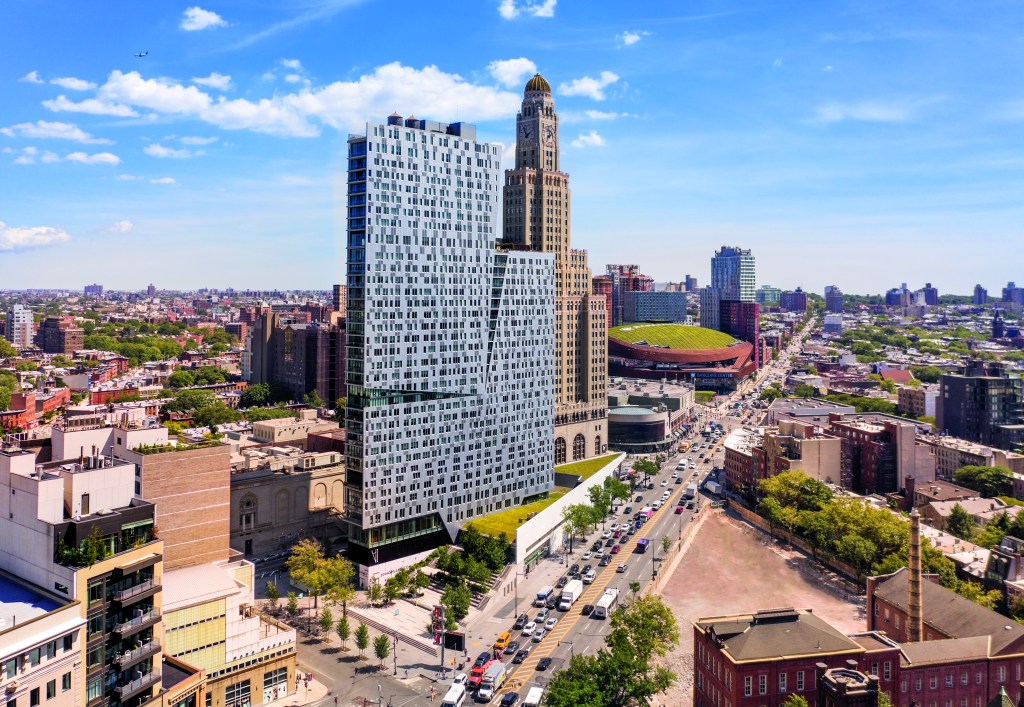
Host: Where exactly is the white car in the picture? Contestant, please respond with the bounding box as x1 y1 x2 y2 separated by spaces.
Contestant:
672 471 679 478
594 548 605 558
453 673 468 687
522 621 537 636
609 523 619 532
582 571 596 585
545 616 558 630
652 501 661 510
581 552 592 561
660 480 669 487
602 530 612 539
532 628 547 642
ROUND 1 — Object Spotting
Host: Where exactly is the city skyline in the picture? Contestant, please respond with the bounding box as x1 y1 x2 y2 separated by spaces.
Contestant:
3 1 1023 292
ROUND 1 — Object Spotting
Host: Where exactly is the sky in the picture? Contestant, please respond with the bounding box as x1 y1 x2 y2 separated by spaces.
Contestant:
1 1 1022 295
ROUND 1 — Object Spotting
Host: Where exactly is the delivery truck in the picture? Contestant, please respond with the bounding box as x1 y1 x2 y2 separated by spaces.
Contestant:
558 579 584 611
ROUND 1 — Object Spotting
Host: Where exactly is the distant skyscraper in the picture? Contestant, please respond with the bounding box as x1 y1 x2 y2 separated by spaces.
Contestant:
973 284 988 305
685 274 698 292
710 246 755 302
920 282 939 306
147 283 157 297
83 283 103 297
699 286 721 331
345 112 555 581
605 264 654 326
504 74 607 462
825 287 844 313
4 304 33 350
1003 282 1024 306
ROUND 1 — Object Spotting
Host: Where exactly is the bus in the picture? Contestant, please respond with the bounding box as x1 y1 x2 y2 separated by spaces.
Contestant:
441 685 467 707
593 588 619 620
634 538 650 554
534 585 554 607
678 441 691 453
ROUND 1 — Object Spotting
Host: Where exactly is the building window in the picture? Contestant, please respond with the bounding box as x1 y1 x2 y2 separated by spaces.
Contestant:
4 660 14 679
45 681 55 701
225 679 251 707
555 438 566 465
240 495 257 530
86 677 103 702
797 672 805 692
977 672 983 685
884 662 892 681
27 649 39 668
915 678 922 691
62 635 72 653
744 677 752 697
29 689 38 707
872 663 878 676
759 675 767 695
961 671 968 686
901 680 907 694
779 674 787 693
8 700 15 707
945 674 953 688
594 436 602 456
930 676 937 690
999 666 1006 682
572 434 586 461
45 642 55 660
87 580 103 606
61 674 71 692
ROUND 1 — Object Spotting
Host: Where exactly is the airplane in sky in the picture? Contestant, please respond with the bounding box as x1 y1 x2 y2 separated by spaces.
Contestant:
134 51 148 58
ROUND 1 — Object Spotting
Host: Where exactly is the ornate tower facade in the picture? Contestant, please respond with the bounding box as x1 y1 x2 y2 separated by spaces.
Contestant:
503 74 608 463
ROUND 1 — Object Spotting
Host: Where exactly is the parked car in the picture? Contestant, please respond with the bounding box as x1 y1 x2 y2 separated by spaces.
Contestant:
537 657 553 671
513 613 529 630
582 604 594 616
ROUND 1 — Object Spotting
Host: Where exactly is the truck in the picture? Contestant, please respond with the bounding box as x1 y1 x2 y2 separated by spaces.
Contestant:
593 587 619 620
523 687 544 707
684 482 698 500
559 579 584 611
475 661 507 702
467 659 494 690
534 585 554 607
706 480 722 495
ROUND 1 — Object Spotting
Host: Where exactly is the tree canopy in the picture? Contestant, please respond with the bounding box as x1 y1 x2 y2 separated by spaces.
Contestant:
954 465 1013 498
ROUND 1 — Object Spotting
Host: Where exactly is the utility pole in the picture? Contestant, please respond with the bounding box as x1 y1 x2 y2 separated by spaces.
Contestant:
392 632 398 675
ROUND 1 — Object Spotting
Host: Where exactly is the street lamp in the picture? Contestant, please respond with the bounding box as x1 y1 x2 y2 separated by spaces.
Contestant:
377 684 382 707
392 632 398 676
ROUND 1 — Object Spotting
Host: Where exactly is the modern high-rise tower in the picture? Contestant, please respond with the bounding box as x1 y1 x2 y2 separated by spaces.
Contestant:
502 74 608 464
710 245 756 302
4 303 33 350
344 114 555 583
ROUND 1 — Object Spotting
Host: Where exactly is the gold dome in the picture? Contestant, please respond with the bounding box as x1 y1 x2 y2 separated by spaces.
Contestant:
524 73 551 94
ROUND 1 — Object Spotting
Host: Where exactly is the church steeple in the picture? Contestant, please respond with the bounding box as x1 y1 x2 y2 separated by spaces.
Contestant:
515 73 559 171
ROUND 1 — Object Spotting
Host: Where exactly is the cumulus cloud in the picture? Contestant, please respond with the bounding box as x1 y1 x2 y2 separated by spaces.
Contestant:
559 109 636 124
66 151 121 165
43 95 139 117
558 71 619 101
498 0 556 19
0 120 112 144
150 177 177 184
99 70 212 114
619 30 651 46
570 130 605 148
488 58 537 88
0 221 71 251
281 59 303 70
104 219 134 234
181 6 227 31
40 150 60 163
13 146 60 165
814 100 914 124
51 76 96 91
19 71 42 84
180 135 218 145
191 72 232 90
144 143 202 158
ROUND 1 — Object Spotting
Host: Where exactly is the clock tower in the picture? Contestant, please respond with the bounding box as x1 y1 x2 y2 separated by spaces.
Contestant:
503 73 609 463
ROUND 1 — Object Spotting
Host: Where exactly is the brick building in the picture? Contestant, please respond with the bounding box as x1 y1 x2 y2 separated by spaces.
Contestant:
37 316 84 356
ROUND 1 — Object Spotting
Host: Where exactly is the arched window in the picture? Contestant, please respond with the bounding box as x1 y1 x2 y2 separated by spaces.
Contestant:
573 434 586 461
555 437 566 465
239 494 257 531
594 436 602 456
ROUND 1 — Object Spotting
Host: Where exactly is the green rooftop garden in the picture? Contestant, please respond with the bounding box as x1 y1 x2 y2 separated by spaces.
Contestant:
556 452 622 481
609 323 737 350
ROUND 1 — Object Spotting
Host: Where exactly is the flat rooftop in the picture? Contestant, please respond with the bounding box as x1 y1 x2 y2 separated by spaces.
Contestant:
0 575 61 631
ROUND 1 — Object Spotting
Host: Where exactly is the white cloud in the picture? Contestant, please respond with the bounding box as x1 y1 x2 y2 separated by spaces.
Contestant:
43 95 139 117
824 65 834 72
571 130 605 148
180 6 227 31
144 143 202 158
41 150 60 163
104 219 134 234
281 58 302 70
488 58 537 88
66 151 121 165
619 30 650 46
814 101 914 124
19 71 42 84
150 177 177 184
284 74 305 84
0 120 112 144
0 221 71 251
117 174 145 181
559 109 635 124
773 57 783 68
51 76 96 91
180 135 218 145
558 71 620 101
13 155 34 165
191 72 232 90
498 0 556 19
99 71 212 114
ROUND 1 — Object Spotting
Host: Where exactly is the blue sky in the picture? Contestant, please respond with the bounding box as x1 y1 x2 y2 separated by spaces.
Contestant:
2 0 1022 294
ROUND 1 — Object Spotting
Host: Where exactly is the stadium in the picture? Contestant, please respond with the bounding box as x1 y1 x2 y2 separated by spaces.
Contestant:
607 323 756 391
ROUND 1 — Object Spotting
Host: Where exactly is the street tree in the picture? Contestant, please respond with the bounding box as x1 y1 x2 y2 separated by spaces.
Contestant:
661 536 673 556
367 579 383 606
318 606 333 635
782 695 810 707
286 592 299 617
286 539 331 611
373 634 391 670
354 623 370 659
265 581 280 612
336 616 351 650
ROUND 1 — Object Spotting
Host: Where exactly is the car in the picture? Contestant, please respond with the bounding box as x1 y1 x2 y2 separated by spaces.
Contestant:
513 613 529 630
605 538 615 547
591 541 603 552
660 480 669 487
623 506 632 515
546 596 558 610
628 526 637 536
581 604 594 616
635 495 644 503
647 482 655 490
704 458 711 464
474 652 491 668
671 470 679 478
545 616 558 630
686 500 695 509
617 563 628 573
612 530 623 539
599 556 611 566
537 657 553 671
609 523 619 532
504 640 520 655
676 477 684 484
522 621 537 635
675 505 684 514
512 648 530 664
581 552 592 561
651 501 661 510
500 693 520 707
582 564 592 574
583 570 597 583
611 544 621 554
532 628 546 642
535 608 550 621
556 576 568 589
569 563 580 576
454 673 468 686
601 530 612 539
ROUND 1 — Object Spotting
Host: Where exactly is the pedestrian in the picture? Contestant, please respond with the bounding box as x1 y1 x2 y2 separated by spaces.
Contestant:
405 669 409 680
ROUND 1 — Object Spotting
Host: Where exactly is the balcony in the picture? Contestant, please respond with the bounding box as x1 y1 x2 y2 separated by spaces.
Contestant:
112 579 160 605
113 610 161 637
113 641 161 669
115 671 161 699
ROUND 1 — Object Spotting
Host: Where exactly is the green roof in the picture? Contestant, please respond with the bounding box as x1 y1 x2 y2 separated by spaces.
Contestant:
609 323 737 350
556 453 621 480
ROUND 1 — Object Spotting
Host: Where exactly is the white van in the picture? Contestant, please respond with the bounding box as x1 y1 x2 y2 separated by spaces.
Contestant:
442 684 467 707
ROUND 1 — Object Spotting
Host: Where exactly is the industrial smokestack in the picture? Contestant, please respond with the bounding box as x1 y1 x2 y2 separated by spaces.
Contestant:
908 508 923 642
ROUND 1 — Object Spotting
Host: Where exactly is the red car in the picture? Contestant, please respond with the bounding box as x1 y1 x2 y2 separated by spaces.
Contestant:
612 530 623 538
610 544 621 554
674 506 684 514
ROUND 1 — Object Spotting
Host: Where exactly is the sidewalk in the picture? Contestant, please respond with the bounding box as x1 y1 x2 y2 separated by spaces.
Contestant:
263 677 328 707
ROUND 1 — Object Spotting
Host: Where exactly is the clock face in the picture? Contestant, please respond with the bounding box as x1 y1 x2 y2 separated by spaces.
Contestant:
520 123 532 140
543 125 556 144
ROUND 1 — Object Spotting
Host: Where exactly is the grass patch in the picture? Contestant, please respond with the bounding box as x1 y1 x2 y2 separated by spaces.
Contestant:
695 391 716 404
999 496 1024 508
609 323 737 350
556 453 621 481
472 489 570 538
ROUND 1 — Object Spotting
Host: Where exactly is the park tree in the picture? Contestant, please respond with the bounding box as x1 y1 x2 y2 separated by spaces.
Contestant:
910 365 945 383
324 555 357 617
758 497 784 540
166 370 196 389
265 581 280 612
319 606 333 635
354 623 370 659
782 696 810 707
946 503 975 541
954 465 1013 498
373 634 391 670
286 539 332 611
367 579 383 606
336 616 351 650
286 592 299 617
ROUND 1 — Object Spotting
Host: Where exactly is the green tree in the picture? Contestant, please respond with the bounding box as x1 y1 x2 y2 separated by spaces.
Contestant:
836 534 877 579
336 616 351 650
661 536 673 556
373 633 391 670
794 383 818 397
603 476 631 506
632 459 659 484
266 581 280 612
304 390 325 408
240 383 272 408
163 388 216 413
946 503 975 541
0 338 17 359
166 370 196 389
628 581 641 602
192 402 242 427
354 623 370 659
782 695 810 707
954 465 1013 498
286 592 299 617
286 539 332 611
367 578 383 606
323 555 357 617
319 606 334 635
910 365 945 383
758 496 784 540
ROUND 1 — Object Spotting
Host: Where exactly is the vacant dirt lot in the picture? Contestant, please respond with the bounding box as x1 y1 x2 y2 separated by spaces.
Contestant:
658 509 865 706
